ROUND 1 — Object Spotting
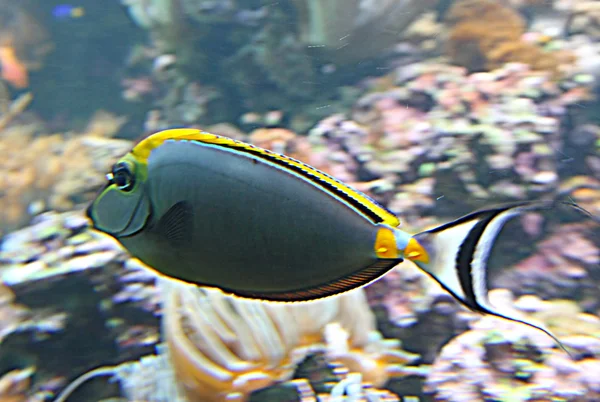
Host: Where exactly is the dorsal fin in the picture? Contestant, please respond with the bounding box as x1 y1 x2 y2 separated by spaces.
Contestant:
131 128 399 226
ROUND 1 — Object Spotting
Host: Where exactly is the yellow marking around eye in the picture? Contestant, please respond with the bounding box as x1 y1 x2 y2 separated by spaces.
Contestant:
375 226 398 259
131 128 400 226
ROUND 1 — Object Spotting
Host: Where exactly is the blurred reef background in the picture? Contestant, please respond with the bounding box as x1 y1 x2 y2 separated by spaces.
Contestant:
0 0 599 401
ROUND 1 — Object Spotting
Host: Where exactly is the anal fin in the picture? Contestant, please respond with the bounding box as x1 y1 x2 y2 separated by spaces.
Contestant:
225 259 403 302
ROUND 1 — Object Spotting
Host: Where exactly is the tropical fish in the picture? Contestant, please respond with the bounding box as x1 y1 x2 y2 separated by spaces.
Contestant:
0 46 28 88
52 4 85 19
87 128 569 351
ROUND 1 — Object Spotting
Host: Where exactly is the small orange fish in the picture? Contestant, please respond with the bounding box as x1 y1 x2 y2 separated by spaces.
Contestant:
0 46 28 88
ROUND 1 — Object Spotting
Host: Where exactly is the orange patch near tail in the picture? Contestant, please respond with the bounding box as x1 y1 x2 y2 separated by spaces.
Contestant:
405 237 430 264
0 46 28 88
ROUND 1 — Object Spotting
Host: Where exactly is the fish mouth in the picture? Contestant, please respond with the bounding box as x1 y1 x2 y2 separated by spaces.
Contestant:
85 203 96 228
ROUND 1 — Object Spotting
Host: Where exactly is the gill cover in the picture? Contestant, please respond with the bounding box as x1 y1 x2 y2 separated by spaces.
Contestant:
88 154 151 237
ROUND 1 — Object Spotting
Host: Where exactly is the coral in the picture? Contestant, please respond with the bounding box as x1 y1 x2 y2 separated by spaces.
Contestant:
222 25 318 109
562 0 600 39
119 0 438 130
0 211 118 284
0 210 165 399
445 0 574 75
307 114 397 191
114 349 185 402
0 209 162 317
121 0 175 30
425 289 600 401
37 274 430 401
0 81 32 134
365 262 473 362
120 1 310 125
0 2 53 88
0 113 132 235
160 279 427 401
256 372 409 401
248 127 296 149
493 220 600 310
56 350 413 402
564 34 600 80
83 110 128 138
309 62 595 228
0 275 66 344
402 12 445 52
512 294 600 340
0 368 35 402
292 0 437 63
51 348 184 402
446 0 525 71
0 284 29 343
124 0 436 64
559 175 600 217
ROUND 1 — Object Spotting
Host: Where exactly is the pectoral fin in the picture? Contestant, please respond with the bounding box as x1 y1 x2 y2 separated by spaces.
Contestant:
156 201 194 246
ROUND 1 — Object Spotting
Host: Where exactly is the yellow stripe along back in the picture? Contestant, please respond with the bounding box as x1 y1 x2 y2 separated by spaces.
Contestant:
131 128 400 226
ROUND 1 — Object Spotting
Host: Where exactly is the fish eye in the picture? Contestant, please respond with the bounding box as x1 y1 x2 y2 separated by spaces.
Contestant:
111 162 135 192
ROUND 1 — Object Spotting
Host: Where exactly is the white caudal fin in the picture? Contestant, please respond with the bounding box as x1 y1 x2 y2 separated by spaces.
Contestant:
408 201 577 356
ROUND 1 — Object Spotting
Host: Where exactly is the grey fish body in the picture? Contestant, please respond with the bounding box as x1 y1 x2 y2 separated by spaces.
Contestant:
120 140 394 297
